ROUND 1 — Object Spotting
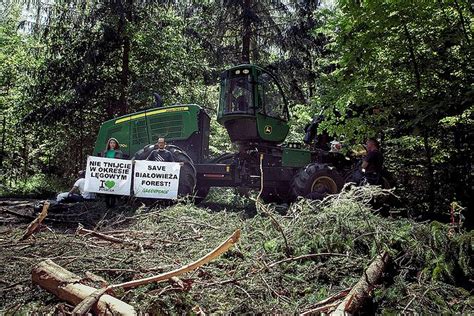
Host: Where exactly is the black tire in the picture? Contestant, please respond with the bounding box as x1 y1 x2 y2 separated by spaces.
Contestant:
291 163 344 199
166 145 196 197
344 167 358 184
210 152 235 163
133 145 155 160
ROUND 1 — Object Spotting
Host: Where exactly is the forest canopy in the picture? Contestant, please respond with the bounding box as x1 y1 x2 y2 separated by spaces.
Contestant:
0 0 472 215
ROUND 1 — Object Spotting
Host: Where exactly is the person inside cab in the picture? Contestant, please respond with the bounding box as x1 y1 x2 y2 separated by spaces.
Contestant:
234 95 249 112
226 75 252 114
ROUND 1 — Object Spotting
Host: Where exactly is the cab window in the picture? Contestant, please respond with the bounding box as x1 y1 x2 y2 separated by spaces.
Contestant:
259 73 288 121
223 74 253 114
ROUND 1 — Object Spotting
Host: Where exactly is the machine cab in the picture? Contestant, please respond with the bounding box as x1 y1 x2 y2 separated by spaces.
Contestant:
217 64 290 144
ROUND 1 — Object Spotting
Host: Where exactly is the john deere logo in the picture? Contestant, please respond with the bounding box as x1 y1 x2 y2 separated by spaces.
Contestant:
264 125 272 134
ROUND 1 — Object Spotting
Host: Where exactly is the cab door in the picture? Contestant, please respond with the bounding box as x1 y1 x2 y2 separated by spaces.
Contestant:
256 72 290 143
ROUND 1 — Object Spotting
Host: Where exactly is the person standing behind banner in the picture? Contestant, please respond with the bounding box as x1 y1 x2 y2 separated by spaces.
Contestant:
101 138 123 207
146 137 174 162
101 138 123 158
57 170 96 203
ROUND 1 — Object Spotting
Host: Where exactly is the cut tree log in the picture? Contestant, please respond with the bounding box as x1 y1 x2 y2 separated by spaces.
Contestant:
113 229 241 289
72 229 241 315
299 288 351 316
332 251 390 315
32 259 136 315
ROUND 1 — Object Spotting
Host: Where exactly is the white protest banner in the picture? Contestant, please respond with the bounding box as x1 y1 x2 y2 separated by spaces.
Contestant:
133 160 181 199
85 156 132 196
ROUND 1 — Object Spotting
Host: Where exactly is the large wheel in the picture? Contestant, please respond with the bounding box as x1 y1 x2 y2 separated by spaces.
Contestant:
291 163 344 199
133 144 196 198
166 145 196 197
133 145 155 160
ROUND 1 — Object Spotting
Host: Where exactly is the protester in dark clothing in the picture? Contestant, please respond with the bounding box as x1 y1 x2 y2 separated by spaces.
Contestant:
362 139 383 174
146 137 174 162
353 138 384 185
315 132 331 151
102 138 123 159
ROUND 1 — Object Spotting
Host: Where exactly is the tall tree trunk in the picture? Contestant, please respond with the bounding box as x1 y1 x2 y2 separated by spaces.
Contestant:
423 133 436 211
22 133 28 181
119 28 130 116
453 0 471 42
307 52 314 98
241 0 251 63
33 3 42 34
79 108 84 167
0 116 5 170
74 137 78 176
118 0 132 116
452 124 471 224
251 34 259 63
404 22 436 211
452 125 462 200
119 35 130 116
403 23 421 92
290 78 306 104
1 83 9 172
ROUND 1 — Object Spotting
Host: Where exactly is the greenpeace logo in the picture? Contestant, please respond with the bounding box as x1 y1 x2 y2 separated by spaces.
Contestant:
143 188 169 194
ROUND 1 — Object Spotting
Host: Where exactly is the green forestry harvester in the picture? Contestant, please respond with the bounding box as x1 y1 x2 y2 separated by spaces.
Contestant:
93 64 351 202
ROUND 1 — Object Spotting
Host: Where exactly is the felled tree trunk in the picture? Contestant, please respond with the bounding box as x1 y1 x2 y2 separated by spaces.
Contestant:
333 251 390 315
32 259 136 315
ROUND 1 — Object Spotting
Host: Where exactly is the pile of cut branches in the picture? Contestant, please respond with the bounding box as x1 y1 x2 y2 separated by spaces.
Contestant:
0 187 472 314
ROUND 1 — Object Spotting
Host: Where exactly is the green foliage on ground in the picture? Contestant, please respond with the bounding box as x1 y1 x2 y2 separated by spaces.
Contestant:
0 188 472 313
0 174 67 198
